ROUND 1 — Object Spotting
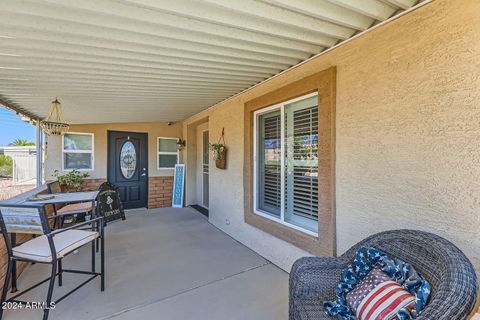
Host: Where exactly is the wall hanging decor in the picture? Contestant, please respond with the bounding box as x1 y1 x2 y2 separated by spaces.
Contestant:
176 138 186 151
210 128 227 169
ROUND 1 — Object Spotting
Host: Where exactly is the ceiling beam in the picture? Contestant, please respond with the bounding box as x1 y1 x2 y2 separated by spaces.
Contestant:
0 37 291 70
0 76 253 89
381 0 418 10
0 78 250 91
0 45 281 75
0 55 273 79
325 0 397 21
0 89 240 98
0 59 268 82
6 94 231 100
261 0 374 30
0 85 239 95
0 69 258 86
198 0 355 39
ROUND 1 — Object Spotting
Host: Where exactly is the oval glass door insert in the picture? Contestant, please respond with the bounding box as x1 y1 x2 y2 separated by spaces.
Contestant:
120 141 137 179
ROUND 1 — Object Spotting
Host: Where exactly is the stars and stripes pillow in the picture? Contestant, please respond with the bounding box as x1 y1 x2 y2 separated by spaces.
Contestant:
355 280 415 320
346 268 415 320
346 268 391 312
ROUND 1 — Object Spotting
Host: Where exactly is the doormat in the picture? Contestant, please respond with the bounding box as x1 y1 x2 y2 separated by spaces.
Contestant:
189 205 209 218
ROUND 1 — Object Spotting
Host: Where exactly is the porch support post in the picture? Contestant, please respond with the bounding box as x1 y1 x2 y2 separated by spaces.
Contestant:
36 121 44 186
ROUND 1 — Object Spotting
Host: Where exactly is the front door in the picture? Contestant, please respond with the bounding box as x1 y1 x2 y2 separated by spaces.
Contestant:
108 131 148 209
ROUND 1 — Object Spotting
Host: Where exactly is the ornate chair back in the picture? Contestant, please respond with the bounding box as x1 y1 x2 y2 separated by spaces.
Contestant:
96 182 125 224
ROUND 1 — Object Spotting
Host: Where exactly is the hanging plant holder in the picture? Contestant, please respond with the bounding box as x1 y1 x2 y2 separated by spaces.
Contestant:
40 98 69 135
215 147 227 169
210 128 227 170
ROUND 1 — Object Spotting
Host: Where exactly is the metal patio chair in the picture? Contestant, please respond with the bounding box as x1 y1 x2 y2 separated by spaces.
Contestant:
46 181 94 228
0 204 105 320
289 229 478 320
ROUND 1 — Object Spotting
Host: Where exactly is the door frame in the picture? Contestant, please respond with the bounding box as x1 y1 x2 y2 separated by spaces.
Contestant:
201 129 209 209
107 130 149 208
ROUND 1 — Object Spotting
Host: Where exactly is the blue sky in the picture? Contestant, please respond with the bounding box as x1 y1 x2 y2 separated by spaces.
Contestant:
0 107 36 146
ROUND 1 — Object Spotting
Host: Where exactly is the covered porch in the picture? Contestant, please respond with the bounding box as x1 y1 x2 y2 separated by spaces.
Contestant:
3 207 287 320
0 0 479 318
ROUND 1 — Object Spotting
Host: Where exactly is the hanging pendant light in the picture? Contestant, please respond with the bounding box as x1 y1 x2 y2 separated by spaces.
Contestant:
40 98 69 135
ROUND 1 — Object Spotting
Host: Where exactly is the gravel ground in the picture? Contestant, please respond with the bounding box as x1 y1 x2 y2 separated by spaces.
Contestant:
0 178 35 201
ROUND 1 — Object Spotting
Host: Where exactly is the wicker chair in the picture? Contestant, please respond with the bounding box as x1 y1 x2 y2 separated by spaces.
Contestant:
289 229 478 320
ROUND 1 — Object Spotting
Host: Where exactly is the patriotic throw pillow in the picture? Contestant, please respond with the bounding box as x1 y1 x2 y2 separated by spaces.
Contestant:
346 268 391 312
346 268 415 320
323 247 431 320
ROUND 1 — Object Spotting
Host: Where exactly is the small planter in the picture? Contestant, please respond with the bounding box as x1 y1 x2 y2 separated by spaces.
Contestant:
215 147 227 169
210 129 227 170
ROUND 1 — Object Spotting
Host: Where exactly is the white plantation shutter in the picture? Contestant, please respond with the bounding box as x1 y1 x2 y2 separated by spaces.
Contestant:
258 111 281 217
286 105 319 222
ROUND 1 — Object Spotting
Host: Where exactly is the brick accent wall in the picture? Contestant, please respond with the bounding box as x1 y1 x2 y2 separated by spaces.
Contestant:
82 179 107 191
148 176 174 208
0 234 31 292
83 178 173 208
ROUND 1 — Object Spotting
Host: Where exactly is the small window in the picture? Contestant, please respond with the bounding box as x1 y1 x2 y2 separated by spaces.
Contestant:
62 133 94 171
157 137 179 169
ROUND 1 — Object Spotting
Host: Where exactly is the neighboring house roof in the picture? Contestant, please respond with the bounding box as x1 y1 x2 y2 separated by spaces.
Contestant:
0 146 36 156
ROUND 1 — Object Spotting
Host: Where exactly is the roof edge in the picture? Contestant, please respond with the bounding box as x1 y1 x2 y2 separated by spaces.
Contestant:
0 95 41 123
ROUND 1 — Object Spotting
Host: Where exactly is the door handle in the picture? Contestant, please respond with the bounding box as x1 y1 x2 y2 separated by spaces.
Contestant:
141 173 146 177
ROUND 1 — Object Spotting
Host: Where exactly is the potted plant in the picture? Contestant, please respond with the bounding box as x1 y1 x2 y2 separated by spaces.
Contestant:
53 170 90 192
210 143 227 169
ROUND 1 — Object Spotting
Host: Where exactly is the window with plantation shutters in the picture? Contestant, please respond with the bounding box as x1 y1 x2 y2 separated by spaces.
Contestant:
254 93 318 234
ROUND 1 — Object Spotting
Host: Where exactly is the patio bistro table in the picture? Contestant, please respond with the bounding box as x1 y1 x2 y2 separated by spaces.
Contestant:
0 191 99 292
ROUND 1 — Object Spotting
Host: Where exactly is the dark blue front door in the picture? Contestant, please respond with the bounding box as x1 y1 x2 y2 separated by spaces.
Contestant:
108 131 148 209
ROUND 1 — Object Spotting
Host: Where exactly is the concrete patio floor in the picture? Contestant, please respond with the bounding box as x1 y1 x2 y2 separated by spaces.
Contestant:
3 207 289 320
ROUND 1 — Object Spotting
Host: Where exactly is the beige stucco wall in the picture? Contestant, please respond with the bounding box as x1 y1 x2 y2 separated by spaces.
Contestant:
44 121 183 180
183 0 480 273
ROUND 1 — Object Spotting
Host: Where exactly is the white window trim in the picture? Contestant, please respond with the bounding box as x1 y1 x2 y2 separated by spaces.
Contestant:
253 92 318 237
157 137 179 169
61 132 94 172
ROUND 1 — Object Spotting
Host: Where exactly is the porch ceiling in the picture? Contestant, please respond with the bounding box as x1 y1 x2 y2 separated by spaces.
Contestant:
0 0 422 124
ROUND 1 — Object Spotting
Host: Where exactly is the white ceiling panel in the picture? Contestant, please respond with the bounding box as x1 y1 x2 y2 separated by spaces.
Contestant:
0 0 423 123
